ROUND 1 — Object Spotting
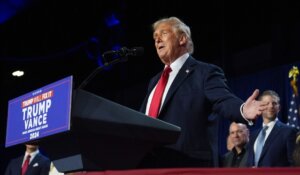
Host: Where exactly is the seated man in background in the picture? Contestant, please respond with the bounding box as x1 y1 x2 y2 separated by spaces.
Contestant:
222 122 249 167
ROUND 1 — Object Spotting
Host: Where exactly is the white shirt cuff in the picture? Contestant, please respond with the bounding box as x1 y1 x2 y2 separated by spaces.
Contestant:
240 103 253 126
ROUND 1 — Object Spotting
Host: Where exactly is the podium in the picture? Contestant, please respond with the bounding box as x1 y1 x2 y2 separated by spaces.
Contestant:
40 89 181 173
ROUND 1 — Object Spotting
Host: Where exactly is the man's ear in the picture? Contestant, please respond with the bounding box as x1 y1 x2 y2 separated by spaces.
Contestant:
179 34 187 46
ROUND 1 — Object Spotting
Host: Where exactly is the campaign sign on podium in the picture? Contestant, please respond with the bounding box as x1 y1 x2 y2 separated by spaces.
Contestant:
5 76 73 147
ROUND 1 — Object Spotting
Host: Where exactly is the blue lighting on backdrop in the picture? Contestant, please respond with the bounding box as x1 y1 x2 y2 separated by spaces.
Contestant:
85 37 101 60
0 0 28 24
105 14 120 27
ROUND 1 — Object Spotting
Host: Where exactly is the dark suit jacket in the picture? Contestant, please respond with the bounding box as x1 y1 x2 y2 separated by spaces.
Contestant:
140 56 245 167
5 153 51 175
247 120 297 167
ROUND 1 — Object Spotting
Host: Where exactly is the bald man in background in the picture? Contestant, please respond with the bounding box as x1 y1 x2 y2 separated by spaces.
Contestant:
222 122 249 167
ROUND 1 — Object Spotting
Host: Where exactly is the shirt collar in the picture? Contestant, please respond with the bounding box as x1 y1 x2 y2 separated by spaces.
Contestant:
232 147 246 156
262 118 278 131
25 149 39 159
166 53 189 73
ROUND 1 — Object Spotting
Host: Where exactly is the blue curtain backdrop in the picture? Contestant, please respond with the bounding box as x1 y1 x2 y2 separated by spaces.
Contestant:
219 61 300 156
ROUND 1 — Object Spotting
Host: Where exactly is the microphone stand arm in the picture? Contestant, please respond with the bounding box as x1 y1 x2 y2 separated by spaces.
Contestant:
77 56 128 90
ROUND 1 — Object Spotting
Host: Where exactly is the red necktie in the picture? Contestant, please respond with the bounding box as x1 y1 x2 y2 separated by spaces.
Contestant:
21 155 31 175
148 66 172 118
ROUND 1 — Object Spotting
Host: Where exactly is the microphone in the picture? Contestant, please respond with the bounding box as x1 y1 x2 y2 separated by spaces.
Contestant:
102 47 144 58
78 46 144 89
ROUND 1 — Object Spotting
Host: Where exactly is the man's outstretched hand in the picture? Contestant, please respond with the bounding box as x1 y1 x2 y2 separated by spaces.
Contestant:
242 89 268 120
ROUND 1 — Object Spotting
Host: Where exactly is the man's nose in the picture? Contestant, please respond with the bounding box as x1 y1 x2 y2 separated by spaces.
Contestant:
155 37 162 44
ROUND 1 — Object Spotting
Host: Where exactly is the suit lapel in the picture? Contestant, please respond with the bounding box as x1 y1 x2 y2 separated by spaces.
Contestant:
16 156 23 169
140 71 161 113
248 129 260 165
149 74 161 94
26 154 41 174
259 121 281 161
159 57 197 117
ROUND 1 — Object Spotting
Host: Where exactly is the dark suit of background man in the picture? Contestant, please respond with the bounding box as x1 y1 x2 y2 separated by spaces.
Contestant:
139 16 267 168
222 122 249 167
5 144 51 175
293 132 300 166
247 90 297 167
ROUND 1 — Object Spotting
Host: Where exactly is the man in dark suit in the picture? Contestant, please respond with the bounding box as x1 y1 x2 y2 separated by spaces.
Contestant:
222 122 249 167
293 132 300 166
139 16 267 168
247 90 297 167
5 143 51 175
